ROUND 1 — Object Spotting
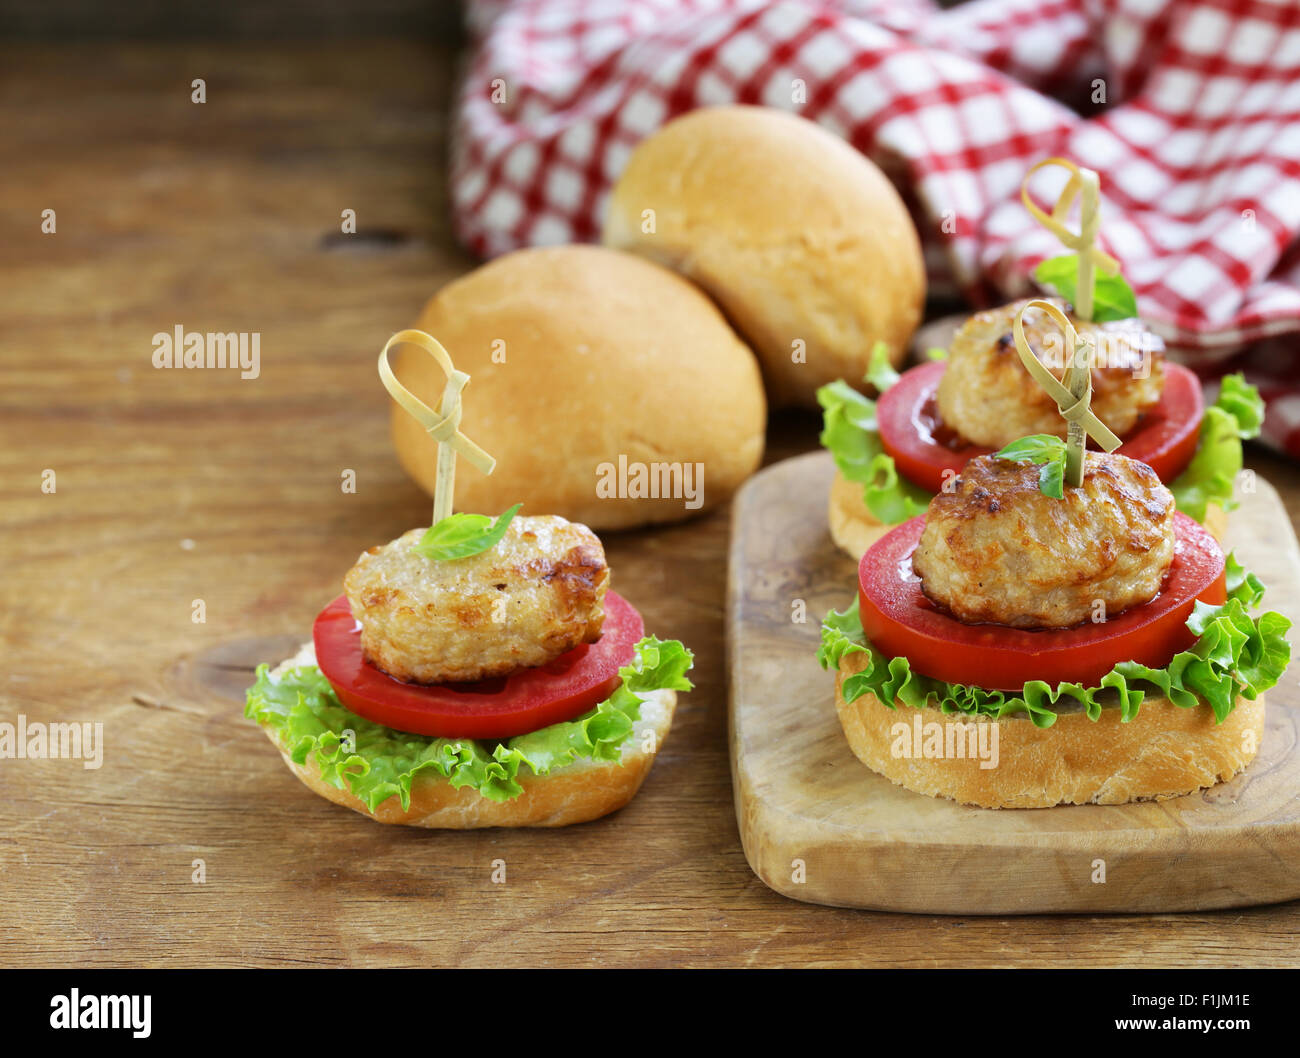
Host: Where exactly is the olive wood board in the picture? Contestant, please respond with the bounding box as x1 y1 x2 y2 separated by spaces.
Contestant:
727 451 1300 914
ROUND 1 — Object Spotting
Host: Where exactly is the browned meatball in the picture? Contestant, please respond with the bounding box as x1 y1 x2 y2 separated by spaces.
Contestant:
912 452 1175 629
936 298 1165 449
343 516 609 684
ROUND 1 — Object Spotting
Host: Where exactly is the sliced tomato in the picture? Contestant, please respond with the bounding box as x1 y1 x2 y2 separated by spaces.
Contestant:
313 590 643 739
1114 362 1203 481
876 360 1204 492
876 361 992 494
857 512 1225 691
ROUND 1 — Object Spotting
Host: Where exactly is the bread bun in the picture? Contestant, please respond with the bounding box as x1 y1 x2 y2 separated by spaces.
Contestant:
828 468 891 559
255 643 677 828
1203 501 1228 544
834 649 1264 808
393 245 765 530
604 105 925 407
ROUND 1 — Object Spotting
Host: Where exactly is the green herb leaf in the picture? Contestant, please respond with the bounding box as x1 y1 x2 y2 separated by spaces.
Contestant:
245 637 694 810
1033 254 1138 322
926 346 949 361
818 587 1290 728
994 434 1068 499
410 503 522 561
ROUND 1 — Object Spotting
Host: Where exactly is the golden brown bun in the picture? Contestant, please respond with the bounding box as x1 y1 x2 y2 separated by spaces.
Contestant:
834 649 1264 808
395 245 766 530
828 468 891 560
603 106 925 408
256 643 677 828
1203 501 1228 544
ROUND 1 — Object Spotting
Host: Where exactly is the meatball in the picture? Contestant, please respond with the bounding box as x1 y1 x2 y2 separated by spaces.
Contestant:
935 298 1164 449
912 452 1175 629
342 515 609 684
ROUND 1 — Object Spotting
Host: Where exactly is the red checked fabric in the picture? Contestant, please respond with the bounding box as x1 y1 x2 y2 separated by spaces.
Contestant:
451 0 1300 456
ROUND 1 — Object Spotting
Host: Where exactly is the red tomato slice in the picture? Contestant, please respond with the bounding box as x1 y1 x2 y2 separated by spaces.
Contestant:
876 361 992 495
313 590 644 739
876 360 1204 493
1114 362 1203 482
857 512 1226 691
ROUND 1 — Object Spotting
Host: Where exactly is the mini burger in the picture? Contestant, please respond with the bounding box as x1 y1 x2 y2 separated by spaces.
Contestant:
819 159 1263 559
818 304 1289 809
244 331 693 828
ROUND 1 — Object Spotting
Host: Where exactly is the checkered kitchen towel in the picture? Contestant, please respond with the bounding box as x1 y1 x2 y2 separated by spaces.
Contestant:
450 0 1300 456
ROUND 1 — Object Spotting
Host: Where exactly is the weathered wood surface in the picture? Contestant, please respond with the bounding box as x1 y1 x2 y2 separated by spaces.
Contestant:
2 42 1299 966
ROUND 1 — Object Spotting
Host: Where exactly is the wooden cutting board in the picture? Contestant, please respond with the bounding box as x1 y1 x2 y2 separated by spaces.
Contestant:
727 451 1300 914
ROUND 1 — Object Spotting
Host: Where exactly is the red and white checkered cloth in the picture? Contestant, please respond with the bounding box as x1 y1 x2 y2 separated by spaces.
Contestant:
450 0 1300 456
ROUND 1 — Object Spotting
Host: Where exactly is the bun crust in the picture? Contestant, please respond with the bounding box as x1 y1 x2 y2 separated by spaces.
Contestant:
834 649 1264 808
604 106 924 408
828 468 891 559
394 245 765 530
1203 501 1228 544
255 645 677 828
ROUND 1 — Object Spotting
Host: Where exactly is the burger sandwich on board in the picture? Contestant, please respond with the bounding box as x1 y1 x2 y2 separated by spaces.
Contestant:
245 331 694 827
817 183 1290 808
818 159 1264 560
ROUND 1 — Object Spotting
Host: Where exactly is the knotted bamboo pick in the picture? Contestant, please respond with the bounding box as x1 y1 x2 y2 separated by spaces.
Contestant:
1012 300 1121 487
378 329 496 524
1020 157 1120 324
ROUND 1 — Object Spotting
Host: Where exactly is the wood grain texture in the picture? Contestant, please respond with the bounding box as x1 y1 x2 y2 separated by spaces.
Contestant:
729 452 1300 914
1 41 1299 967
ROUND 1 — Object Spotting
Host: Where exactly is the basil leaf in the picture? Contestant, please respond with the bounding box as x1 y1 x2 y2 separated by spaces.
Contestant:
1033 254 1138 322
994 434 1067 498
1037 458 1065 500
410 503 522 561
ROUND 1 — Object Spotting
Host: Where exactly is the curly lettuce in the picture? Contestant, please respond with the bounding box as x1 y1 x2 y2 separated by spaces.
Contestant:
818 556 1289 729
245 636 693 811
817 343 932 525
1171 373 1264 521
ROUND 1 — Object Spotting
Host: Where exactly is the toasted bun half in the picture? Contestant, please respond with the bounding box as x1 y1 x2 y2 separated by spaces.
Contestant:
828 468 892 560
394 245 765 530
256 644 677 828
1203 501 1228 544
834 649 1264 808
604 106 925 408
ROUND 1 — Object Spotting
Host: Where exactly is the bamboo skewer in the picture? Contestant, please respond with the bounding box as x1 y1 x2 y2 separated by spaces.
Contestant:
1016 158 1123 487
377 329 495 525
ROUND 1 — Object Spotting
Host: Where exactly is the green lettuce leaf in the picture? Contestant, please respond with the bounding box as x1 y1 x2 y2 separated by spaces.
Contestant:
817 560 1289 729
1171 374 1265 521
864 341 901 394
817 379 932 525
410 503 522 561
245 636 694 811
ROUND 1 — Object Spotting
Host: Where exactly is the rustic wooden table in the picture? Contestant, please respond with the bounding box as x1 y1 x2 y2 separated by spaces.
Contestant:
3 41 1298 967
